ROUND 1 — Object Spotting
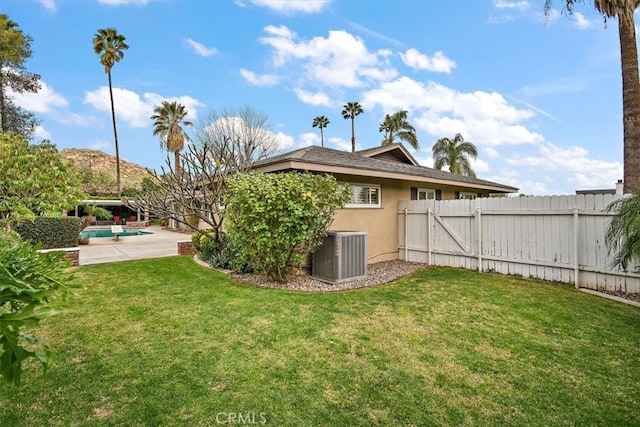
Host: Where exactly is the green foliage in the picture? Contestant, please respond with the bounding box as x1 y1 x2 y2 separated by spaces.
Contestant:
12 217 82 249
0 239 74 385
191 229 220 261
226 172 350 282
0 14 41 138
192 230 254 273
0 133 85 229
78 167 117 197
605 193 640 270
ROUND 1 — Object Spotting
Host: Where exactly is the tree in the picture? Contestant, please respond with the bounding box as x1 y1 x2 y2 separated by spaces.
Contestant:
93 28 129 195
0 133 84 231
379 110 419 150
341 102 364 153
124 107 280 241
312 115 330 147
605 193 640 270
225 172 351 282
151 101 193 174
545 1 640 193
0 14 41 138
432 133 478 177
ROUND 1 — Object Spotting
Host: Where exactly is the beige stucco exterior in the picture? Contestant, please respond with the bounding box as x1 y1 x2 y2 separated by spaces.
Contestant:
329 174 492 263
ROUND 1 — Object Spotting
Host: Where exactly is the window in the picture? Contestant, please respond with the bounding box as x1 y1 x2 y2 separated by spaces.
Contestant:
417 188 436 200
345 183 381 208
458 192 477 200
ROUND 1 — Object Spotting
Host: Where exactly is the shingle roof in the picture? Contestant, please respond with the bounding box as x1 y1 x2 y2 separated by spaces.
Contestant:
254 145 518 193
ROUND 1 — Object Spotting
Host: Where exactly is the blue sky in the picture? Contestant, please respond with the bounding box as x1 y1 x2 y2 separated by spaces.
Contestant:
2 0 627 195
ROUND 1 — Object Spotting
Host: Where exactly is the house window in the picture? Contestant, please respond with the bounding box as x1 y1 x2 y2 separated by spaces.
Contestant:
345 183 381 208
417 188 436 200
458 192 477 200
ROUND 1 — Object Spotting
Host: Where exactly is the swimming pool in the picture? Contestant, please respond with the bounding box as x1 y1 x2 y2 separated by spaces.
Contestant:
79 228 153 239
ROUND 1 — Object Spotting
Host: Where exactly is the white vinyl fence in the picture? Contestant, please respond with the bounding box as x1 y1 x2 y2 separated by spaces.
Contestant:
398 194 640 293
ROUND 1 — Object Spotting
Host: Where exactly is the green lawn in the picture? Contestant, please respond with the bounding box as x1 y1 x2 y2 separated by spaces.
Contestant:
1 256 639 426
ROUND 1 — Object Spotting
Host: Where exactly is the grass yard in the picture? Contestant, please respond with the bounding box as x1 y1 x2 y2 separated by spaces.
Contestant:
1 256 639 426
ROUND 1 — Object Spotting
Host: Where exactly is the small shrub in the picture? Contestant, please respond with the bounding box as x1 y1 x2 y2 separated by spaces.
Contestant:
191 229 220 262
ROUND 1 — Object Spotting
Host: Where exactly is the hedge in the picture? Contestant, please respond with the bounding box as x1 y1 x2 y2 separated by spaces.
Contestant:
13 216 82 249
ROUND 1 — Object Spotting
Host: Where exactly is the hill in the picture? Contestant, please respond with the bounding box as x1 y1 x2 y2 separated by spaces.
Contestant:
60 148 153 194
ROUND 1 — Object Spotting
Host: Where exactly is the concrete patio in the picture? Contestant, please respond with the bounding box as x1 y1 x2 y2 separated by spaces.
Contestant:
79 225 191 265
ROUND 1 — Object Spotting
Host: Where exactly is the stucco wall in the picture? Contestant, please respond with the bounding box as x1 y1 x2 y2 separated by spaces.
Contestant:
330 174 490 264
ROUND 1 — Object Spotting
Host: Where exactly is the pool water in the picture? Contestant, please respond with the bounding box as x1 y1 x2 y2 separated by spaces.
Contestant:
79 228 153 238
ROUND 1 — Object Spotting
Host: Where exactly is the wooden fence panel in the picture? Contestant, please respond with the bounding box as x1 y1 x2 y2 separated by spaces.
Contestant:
398 195 640 293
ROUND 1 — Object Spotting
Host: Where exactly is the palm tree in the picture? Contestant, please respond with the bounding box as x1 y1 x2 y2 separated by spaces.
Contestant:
93 27 129 195
379 110 419 150
151 101 193 174
605 193 640 270
341 102 364 153
312 115 330 147
545 1 640 193
432 133 478 177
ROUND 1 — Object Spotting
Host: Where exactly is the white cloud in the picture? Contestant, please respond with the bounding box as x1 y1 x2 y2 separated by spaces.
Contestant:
327 136 353 152
88 139 113 151
38 0 57 12
484 147 499 158
293 88 332 107
573 12 599 30
493 0 530 11
258 26 396 88
299 132 320 147
34 125 51 140
275 131 294 150
11 81 67 113
505 142 622 191
185 38 218 57
363 77 542 147
400 48 456 74
240 69 279 86
249 0 331 14
471 158 490 173
84 87 204 127
517 80 585 97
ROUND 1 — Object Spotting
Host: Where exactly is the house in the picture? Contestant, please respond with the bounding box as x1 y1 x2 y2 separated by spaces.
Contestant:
253 143 518 264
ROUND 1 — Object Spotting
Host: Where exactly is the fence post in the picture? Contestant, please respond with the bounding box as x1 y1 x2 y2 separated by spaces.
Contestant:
404 207 408 262
428 208 432 265
574 207 580 289
476 207 482 272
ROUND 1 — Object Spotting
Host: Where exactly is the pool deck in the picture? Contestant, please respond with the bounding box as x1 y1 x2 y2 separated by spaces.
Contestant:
79 225 191 265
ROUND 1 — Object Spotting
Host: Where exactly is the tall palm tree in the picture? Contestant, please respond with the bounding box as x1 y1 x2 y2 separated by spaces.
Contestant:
379 110 419 150
432 133 478 177
151 101 193 174
341 101 363 153
93 27 129 195
545 0 640 193
312 115 330 147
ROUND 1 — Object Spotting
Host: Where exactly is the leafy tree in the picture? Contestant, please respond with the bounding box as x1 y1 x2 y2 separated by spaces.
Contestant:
225 172 351 282
93 27 129 195
0 238 75 385
124 107 279 241
432 133 478 177
312 115 330 147
77 167 117 197
379 110 419 150
0 14 41 138
0 133 84 231
605 193 640 270
545 1 640 193
151 101 193 174
341 102 364 153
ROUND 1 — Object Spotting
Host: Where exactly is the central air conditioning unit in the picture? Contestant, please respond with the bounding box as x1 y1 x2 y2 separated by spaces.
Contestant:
312 231 367 284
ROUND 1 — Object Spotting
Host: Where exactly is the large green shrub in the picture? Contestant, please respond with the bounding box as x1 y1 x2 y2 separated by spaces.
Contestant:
0 238 75 385
13 217 82 249
225 172 350 282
